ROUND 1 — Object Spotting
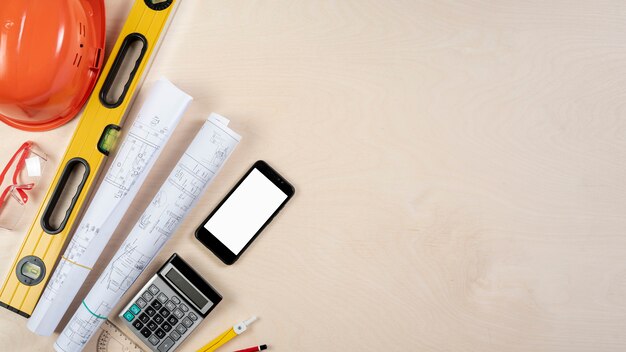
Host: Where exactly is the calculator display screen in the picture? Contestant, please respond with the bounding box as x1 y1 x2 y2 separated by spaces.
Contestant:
165 268 209 309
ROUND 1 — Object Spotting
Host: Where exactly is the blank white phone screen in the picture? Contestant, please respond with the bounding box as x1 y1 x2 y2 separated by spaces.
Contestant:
205 168 287 254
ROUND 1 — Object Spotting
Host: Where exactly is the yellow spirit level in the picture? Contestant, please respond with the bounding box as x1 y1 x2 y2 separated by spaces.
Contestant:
0 0 181 317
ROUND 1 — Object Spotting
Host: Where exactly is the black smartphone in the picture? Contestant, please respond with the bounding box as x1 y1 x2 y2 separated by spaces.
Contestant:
195 160 295 265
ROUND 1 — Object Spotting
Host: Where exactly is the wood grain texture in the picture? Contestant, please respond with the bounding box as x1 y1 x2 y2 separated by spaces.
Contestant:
0 0 625 351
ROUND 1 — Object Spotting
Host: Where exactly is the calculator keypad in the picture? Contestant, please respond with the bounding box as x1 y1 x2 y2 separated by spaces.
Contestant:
158 337 175 352
121 277 205 352
181 317 193 328
155 329 166 339
167 316 178 326
133 320 143 330
175 324 186 334
149 285 159 295
151 300 162 310
147 321 158 331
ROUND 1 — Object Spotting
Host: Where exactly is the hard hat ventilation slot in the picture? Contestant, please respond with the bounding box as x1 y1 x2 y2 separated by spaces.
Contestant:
73 53 83 67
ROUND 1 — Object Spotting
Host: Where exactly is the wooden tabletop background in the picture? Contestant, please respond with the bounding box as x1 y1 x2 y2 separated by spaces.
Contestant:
1 0 626 351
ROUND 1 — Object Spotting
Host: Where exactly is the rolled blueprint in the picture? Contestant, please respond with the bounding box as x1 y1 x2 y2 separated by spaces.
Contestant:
54 114 241 352
27 79 192 336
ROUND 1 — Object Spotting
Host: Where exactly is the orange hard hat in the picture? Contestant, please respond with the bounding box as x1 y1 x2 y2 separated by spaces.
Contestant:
0 0 105 131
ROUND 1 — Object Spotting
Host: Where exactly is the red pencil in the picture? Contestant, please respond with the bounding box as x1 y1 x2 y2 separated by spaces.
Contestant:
233 345 267 352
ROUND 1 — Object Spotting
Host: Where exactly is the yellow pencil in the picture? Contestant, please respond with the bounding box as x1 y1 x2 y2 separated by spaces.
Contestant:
196 317 258 352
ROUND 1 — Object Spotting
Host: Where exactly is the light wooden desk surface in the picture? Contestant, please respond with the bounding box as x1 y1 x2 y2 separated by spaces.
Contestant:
1 0 626 351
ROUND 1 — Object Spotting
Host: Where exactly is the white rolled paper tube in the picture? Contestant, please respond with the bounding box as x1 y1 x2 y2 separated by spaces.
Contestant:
27 78 192 336
54 114 240 352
